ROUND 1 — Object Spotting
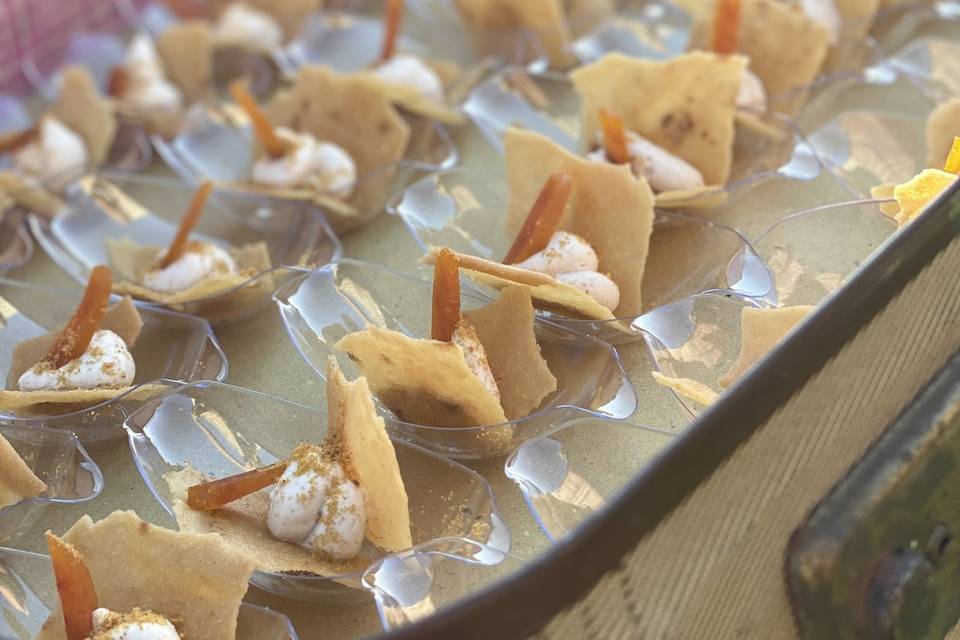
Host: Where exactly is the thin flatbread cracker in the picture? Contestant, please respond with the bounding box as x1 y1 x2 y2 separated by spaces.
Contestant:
166 467 369 576
454 0 575 69
688 0 830 112
326 358 412 553
354 73 465 125
0 434 46 509
336 326 508 428
0 297 152 413
0 171 65 218
719 305 814 387
652 371 719 406
570 52 744 188
36 511 255 640
890 169 958 226
462 287 557 419
926 98 960 169
106 239 274 311
505 127 655 317
49 66 117 165
265 66 411 231
157 20 214 103
870 182 901 218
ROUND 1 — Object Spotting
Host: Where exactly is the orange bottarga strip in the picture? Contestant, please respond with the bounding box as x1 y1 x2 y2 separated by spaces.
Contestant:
431 248 461 342
600 108 630 164
502 171 573 265
159 182 213 269
944 137 960 174
0 125 39 154
107 67 130 98
187 462 287 511
711 0 742 55
380 0 404 62
46 533 98 640
42 266 112 370
228 80 287 159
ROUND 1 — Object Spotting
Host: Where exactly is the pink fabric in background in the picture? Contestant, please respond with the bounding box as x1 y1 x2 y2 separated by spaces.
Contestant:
0 0 149 93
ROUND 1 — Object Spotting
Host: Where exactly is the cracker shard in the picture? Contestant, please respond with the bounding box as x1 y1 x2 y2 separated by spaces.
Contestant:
335 326 508 428
157 20 214 104
50 66 117 165
570 52 744 186
463 287 557 420
719 305 814 388
326 357 412 552
36 510 255 640
892 169 957 227
505 127 655 317
0 433 47 509
454 0 575 70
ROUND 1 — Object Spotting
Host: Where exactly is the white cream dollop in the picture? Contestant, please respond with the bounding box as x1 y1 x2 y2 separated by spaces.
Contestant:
514 231 621 312
267 455 367 560
91 607 180 640
451 321 500 401
373 54 445 104
215 2 284 50
18 330 135 392
801 0 841 44
142 243 237 293
737 68 768 112
251 128 356 197
588 131 705 193
121 33 183 114
13 117 88 183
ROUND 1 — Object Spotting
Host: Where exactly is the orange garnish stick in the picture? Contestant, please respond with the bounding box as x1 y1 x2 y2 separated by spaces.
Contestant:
379 0 404 63
600 108 630 164
0 125 39 155
186 462 287 511
107 67 130 98
228 80 287 159
502 171 573 265
42 266 112 370
46 533 98 640
159 182 213 269
431 248 461 342
944 137 960 174
711 0 741 55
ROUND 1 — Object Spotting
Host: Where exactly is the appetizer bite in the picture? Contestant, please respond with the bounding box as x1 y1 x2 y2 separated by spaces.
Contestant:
336 249 557 447
0 434 47 509
570 51 743 206
229 66 410 230
1 67 115 189
0 267 148 414
106 32 185 138
358 0 463 124
688 0 831 113
36 510 255 640
873 137 960 226
165 358 411 574
425 127 654 321
104 181 273 318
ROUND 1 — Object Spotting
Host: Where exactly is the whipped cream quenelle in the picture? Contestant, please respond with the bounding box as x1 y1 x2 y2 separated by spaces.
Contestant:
452 321 501 401
252 128 357 196
215 2 284 50
17 330 135 392
801 0 841 44
121 33 183 114
13 117 88 183
91 607 181 640
514 231 621 311
267 444 367 560
588 131 705 193
737 68 768 112
373 54 445 103
142 243 237 294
